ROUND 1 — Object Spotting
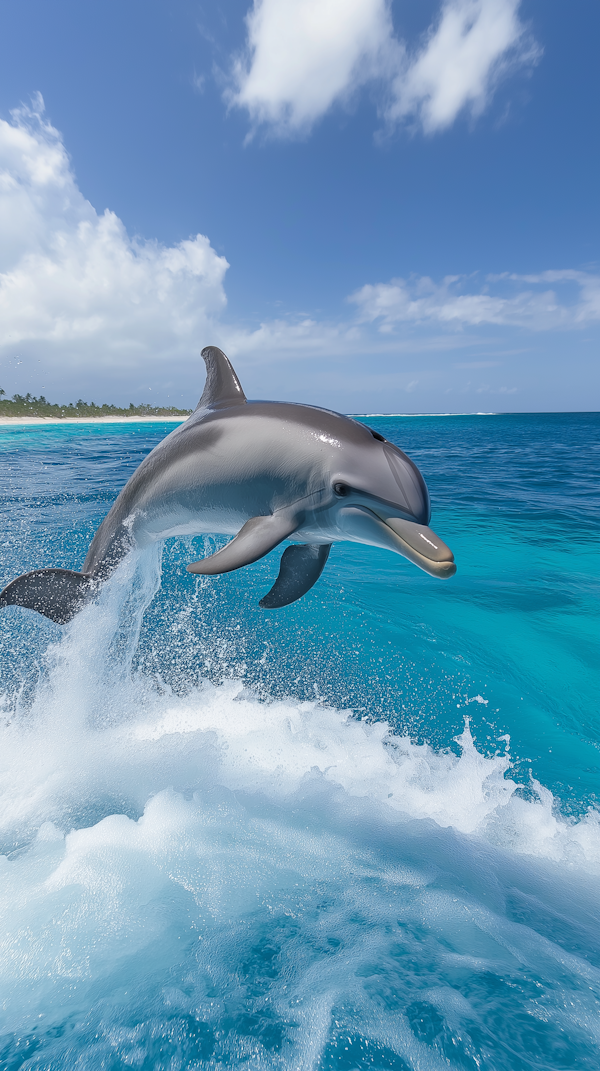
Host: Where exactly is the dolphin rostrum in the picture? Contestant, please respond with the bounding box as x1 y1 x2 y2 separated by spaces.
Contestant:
0 347 456 623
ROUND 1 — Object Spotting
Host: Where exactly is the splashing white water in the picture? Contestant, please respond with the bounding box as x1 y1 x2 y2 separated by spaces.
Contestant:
1 553 599 1068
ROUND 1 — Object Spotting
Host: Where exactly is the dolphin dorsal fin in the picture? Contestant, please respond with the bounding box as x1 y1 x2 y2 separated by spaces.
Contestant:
196 346 247 411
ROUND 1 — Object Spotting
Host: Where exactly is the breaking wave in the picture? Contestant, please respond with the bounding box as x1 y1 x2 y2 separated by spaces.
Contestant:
1 549 599 1070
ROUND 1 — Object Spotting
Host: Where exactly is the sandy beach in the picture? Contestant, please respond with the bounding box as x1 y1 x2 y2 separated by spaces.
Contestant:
0 415 190 426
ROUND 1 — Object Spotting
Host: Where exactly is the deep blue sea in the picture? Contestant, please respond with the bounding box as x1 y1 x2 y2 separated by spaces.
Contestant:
0 412 598 1071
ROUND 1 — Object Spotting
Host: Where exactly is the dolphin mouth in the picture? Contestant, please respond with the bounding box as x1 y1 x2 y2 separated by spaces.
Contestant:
338 506 456 579
381 515 457 579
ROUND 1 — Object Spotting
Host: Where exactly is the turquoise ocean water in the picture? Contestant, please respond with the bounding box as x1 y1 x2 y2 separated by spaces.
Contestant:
0 412 598 1069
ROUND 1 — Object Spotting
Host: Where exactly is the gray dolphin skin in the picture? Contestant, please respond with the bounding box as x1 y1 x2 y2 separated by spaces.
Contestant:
0 347 456 623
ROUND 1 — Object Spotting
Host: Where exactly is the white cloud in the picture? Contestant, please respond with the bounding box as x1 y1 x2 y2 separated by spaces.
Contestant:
0 96 229 379
230 0 538 138
387 0 536 133
349 272 600 331
0 99 595 414
504 270 600 323
230 0 392 136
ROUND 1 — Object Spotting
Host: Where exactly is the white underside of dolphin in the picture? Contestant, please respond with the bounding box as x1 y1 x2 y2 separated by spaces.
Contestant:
0 347 456 623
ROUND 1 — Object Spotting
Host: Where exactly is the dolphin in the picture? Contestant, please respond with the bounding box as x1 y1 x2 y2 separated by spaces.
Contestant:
0 347 456 624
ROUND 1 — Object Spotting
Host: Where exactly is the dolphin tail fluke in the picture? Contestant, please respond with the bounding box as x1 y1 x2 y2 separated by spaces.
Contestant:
260 544 331 609
0 568 97 624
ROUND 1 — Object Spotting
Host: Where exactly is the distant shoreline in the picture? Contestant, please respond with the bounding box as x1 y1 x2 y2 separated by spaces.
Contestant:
0 415 189 426
0 413 498 427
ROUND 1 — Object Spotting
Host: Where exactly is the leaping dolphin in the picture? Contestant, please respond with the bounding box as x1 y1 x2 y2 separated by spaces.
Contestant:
0 347 456 623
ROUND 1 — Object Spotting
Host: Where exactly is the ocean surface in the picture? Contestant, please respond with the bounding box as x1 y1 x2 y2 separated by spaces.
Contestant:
0 411 598 1071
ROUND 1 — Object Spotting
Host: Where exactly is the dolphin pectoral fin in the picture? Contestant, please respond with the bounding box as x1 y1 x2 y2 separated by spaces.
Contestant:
186 513 300 576
0 568 97 624
259 544 331 609
195 346 247 412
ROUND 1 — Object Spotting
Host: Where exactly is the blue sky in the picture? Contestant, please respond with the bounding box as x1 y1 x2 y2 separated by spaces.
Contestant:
0 0 598 412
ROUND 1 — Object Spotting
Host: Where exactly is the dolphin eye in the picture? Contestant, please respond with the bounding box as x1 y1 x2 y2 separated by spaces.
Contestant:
333 482 349 497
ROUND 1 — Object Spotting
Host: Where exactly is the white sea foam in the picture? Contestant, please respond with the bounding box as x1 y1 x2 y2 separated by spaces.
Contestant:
3 645 599 870
0 555 599 1067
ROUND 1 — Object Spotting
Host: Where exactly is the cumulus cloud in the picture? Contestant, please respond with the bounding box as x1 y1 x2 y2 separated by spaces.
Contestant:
349 272 600 331
502 270 600 323
387 0 537 132
0 95 228 386
230 0 392 136
230 0 538 137
0 98 595 412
